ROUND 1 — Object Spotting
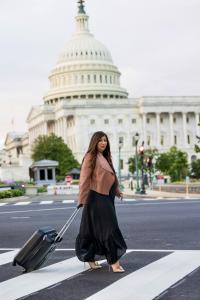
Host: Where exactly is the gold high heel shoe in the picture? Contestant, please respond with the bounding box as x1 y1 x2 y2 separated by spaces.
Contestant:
109 265 125 273
88 261 102 269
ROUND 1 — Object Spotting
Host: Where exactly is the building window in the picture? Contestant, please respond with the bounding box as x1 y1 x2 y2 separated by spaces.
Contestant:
186 117 189 123
105 75 107 83
173 117 176 123
147 136 151 146
161 135 164 145
40 169 45 180
147 118 150 124
160 117 163 124
87 75 90 83
174 135 177 144
118 119 123 124
104 119 109 124
47 169 53 180
90 119 95 125
132 119 136 124
81 75 84 83
187 135 190 144
94 74 97 83
100 75 102 83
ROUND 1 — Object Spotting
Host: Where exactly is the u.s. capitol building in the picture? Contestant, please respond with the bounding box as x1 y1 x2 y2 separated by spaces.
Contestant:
27 1 200 175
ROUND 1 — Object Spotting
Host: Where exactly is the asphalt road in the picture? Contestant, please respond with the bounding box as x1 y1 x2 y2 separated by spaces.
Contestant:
0 197 200 299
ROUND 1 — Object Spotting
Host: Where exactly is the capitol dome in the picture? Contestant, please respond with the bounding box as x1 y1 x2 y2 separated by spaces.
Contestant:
43 1 128 104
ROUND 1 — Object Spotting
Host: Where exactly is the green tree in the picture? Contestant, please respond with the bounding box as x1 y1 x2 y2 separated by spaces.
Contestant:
128 156 136 174
31 134 80 177
156 146 188 182
190 159 200 179
128 148 158 174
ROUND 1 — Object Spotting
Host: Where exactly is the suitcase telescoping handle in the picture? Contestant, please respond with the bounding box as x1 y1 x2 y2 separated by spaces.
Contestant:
55 205 82 242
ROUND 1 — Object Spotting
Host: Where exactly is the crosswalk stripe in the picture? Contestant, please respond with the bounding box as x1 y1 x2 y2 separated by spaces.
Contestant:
14 202 31 206
86 250 200 300
0 257 90 300
40 201 54 205
0 250 19 266
123 199 136 202
62 200 75 204
0 203 7 206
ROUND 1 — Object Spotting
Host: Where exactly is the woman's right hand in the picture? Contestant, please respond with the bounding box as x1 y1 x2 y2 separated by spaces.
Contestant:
77 203 83 209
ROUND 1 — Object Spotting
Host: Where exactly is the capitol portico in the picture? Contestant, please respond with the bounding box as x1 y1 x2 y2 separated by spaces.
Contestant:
26 1 200 176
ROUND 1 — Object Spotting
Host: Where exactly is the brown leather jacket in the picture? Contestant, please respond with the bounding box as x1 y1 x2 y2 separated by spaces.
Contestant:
78 152 121 205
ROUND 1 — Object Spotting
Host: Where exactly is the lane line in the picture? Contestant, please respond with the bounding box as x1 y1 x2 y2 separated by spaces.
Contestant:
123 199 136 202
0 257 91 300
11 217 30 219
1 199 200 215
86 250 200 300
0 250 19 266
40 201 54 205
0 248 195 252
62 200 75 204
0 207 75 215
14 202 31 206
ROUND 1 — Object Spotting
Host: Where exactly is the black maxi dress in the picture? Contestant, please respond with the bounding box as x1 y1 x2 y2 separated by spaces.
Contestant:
75 184 127 265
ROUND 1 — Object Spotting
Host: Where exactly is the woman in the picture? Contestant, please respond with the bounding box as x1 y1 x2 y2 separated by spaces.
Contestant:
75 131 127 272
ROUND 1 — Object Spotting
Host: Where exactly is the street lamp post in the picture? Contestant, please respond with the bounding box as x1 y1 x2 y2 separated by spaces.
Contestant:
139 141 146 194
134 133 140 194
118 139 123 186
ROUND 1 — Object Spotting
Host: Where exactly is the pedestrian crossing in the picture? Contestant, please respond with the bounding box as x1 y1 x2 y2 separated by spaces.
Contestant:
0 249 199 300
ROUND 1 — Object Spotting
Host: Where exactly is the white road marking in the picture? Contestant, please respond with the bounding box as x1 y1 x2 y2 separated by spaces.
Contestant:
40 201 54 205
11 216 30 219
0 203 7 206
86 250 200 300
62 200 75 204
0 250 19 266
14 202 31 206
0 248 175 252
123 199 136 202
0 207 75 215
0 257 90 300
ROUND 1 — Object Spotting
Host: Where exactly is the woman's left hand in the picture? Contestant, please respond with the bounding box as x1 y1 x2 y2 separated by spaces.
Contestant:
118 192 123 200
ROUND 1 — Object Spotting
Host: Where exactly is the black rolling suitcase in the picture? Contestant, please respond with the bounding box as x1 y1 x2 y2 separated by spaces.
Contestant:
12 207 80 272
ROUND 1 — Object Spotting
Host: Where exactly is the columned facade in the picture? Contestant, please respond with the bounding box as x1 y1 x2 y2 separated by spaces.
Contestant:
26 3 200 176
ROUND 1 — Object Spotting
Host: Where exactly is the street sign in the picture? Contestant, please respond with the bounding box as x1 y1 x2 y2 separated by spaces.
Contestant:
65 175 73 186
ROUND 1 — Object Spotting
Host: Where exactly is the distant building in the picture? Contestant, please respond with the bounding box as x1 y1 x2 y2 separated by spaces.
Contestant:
26 1 200 176
1 1 199 182
0 132 32 182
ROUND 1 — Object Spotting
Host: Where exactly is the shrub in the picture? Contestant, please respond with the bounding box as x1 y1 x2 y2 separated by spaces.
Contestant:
37 187 47 193
0 189 24 199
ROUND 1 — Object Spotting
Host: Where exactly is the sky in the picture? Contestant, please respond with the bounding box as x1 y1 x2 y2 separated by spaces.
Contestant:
0 0 200 147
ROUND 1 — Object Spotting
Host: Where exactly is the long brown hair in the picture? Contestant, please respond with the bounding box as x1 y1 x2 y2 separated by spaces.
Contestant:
82 131 116 174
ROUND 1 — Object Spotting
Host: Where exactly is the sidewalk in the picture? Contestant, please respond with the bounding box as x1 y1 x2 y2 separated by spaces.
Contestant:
123 187 200 199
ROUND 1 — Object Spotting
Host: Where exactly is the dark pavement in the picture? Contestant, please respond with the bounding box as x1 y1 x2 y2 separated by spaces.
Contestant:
0 198 200 299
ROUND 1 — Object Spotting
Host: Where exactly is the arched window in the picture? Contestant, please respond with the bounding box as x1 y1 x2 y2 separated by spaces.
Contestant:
100 75 102 83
